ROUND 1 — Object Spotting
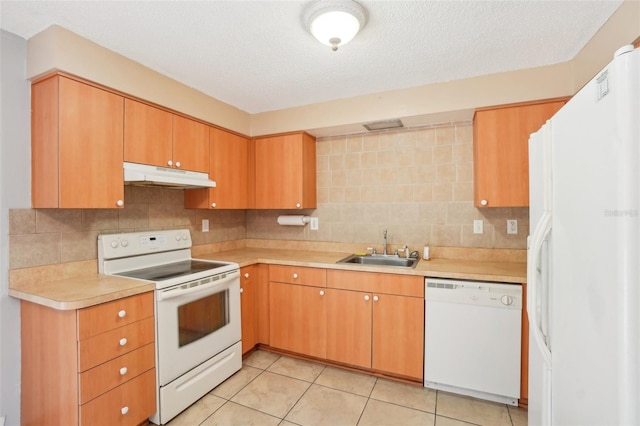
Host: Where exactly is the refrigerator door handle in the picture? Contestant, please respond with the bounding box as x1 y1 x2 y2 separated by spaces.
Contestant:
528 211 552 367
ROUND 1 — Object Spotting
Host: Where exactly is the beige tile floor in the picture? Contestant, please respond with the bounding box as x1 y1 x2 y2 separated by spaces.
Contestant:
166 350 528 426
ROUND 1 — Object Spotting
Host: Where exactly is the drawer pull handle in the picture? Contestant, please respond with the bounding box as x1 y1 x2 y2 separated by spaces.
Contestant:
118 310 126 318
319 290 325 296
119 338 127 346
244 273 249 278
121 406 129 415
293 273 298 279
120 367 128 375
373 295 379 302
364 295 370 301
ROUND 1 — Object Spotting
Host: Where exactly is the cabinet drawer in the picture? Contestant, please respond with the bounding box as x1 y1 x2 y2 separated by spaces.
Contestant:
269 265 326 287
78 292 154 340
79 343 155 404
79 317 155 372
327 270 423 297
80 368 156 426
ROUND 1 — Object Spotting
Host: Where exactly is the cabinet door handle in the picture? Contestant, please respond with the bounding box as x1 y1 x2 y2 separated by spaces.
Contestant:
240 288 244 294
116 199 124 207
481 199 488 206
244 273 249 278
167 160 173 166
211 202 217 208
119 338 127 346
118 310 126 318
175 161 181 168
121 406 129 415
296 203 301 209
292 273 298 279
364 295 370 301
373 295 379 302
120 367 128 376
319 290 325 296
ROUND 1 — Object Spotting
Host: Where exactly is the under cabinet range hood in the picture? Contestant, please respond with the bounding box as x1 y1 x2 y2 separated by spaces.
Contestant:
123 162 216 189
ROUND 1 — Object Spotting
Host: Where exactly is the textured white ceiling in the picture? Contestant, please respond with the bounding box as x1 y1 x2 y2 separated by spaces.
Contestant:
0 0 623 114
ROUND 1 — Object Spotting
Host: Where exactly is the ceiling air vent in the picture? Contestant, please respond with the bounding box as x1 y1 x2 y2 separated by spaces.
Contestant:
363 119 404 131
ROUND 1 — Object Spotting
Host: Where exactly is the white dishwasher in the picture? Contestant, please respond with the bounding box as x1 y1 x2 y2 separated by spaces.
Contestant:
424 278 522 405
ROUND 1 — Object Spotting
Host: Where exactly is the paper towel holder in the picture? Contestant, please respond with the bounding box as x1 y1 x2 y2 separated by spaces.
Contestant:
277 215 311 226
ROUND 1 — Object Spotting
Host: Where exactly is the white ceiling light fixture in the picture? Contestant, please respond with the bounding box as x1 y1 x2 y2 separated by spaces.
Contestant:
304 0 367 51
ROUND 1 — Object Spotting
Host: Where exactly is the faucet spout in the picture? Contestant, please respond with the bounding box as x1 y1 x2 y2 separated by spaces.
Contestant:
383 229 388 256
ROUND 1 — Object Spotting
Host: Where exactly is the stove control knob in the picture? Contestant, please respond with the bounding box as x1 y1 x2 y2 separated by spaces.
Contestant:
182 234 188 240
121 239 129 247
175 235 181 242
111 241 119 248
501 295 514 306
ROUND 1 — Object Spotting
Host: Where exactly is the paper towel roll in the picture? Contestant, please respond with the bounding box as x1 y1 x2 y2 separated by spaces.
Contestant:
277 215 310 226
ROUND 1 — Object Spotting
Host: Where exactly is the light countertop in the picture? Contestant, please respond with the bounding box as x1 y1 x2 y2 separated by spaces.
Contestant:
196 248 527 283
9 247 526 311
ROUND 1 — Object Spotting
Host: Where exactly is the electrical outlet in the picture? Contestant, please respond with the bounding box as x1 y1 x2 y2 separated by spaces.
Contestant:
507 219 518 235
473 220 483 234
202 219 209 232
310 217 319 231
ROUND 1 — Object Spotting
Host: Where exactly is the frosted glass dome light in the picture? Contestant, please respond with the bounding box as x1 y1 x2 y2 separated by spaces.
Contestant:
304 0 367 51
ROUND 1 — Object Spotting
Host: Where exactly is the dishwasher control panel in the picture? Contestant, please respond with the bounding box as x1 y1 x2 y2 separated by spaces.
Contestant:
425 278 522 309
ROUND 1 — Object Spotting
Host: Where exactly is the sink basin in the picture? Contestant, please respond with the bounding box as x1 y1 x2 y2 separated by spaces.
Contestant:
337 254 419 268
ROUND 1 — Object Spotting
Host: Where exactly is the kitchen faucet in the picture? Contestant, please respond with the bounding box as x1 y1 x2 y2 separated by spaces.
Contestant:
383 229 388 256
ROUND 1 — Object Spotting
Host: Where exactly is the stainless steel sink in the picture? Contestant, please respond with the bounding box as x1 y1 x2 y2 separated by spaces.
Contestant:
337 254 419 268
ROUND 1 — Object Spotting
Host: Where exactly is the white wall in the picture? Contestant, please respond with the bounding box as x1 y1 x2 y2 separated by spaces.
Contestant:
0 29 31 426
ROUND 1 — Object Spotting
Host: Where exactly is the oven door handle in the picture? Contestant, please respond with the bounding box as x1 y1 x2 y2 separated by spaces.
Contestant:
157 271 239 301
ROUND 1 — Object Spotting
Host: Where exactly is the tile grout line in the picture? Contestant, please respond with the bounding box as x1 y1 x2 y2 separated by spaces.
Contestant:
279 364 328 423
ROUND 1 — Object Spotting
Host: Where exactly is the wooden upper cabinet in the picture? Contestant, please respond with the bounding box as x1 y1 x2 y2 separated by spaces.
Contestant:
124 99 209 173
254 132 317 209
184 128 250 209
172 115 209 173
473 98 567 207
32 75 125 208
124 99 173 167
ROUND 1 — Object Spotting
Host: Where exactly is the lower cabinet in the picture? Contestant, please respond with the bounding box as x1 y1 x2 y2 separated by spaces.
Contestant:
20 292 157 426
325 271 424 381
269 281 327 359
266 265 424 381
240 265 258 354
326 289 372 369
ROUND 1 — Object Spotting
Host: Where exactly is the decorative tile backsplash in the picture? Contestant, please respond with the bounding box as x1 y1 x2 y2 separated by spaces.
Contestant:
9 123 528 270
8 186 247 269
247 123 529 251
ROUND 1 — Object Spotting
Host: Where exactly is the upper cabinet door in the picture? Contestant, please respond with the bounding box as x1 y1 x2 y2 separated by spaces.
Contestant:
254 132 317 209
172 115 209 173
124 99 173 168
124 100 209 173
209 128 249 208
184 128 250 209
473 98 567 207
32 75 125 208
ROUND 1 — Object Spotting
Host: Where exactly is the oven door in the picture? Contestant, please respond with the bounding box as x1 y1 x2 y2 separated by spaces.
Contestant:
156 269 241 385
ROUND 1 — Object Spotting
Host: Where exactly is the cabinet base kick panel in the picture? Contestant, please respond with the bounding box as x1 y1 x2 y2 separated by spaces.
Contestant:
151 342 242 425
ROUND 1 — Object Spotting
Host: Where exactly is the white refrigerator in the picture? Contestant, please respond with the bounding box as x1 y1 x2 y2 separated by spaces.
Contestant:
528 45 639 425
